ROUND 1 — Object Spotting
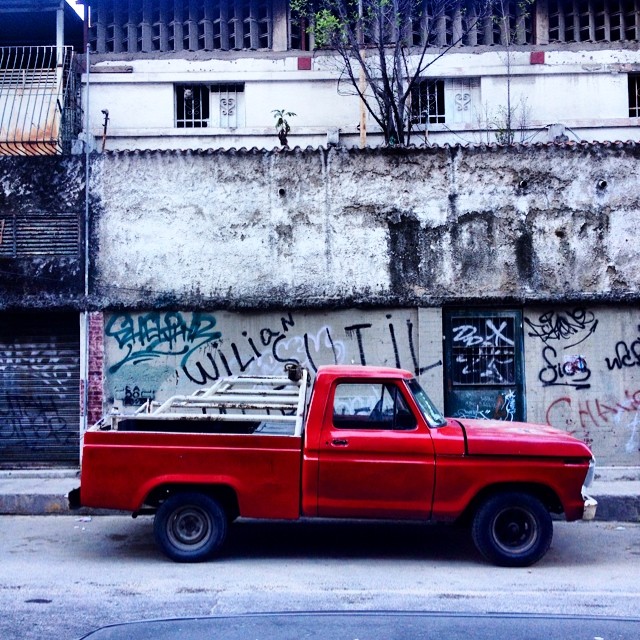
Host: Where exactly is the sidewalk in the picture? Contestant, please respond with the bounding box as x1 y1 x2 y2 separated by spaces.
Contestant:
0 467 638 521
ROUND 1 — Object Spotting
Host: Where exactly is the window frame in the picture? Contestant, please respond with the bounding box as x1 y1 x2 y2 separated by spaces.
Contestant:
331 381 418 431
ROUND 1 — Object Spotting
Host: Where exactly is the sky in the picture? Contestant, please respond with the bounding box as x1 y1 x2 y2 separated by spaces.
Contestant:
66 0 83 18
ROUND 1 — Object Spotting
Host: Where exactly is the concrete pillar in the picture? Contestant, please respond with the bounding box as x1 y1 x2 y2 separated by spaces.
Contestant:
534 0 550 45
272 0 288 51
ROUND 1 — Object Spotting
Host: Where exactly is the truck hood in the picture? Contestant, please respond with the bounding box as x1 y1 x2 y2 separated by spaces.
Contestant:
451 418 592 458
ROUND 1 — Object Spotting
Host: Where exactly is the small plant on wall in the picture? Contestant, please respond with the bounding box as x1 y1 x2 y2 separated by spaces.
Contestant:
272 109 297 146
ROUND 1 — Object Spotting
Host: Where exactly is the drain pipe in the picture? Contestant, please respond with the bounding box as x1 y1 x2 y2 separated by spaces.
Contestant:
82 42 91 439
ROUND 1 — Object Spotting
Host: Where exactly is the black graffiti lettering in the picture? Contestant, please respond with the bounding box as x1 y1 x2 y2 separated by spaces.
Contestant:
122 385 155 407
217 349 233 376
230 342 255 373
242 331 263 358
525 308 598 348
324 328 339 365
388 321 401 369
272 333 299 366
538 345 591 389
281 312 295 333
182 351 222 385
344 323 372 366
260 327 281 347
605 338 640 371
303 334 319 372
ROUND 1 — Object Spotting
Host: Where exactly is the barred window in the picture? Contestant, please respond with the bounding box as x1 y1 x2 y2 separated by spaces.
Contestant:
549 0 640 42
175 83 245 129
411 79 445 124
176 85 210 128
410 78 479 126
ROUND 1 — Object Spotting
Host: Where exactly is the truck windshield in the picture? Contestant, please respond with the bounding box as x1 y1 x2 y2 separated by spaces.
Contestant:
407 379 447 427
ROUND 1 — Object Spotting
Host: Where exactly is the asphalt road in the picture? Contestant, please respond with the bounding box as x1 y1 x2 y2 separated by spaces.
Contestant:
1 516 639 639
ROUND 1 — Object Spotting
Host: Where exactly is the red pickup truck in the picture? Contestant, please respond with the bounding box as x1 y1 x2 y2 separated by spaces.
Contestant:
70 364 597 567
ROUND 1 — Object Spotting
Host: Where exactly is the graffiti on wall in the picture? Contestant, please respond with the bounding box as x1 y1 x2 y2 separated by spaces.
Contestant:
545 390 640 453
0 342 78 454
105 312 222 374
525 308 596 389
105 310 443 406
0 395 72 451
605 326 640 371
450 318 515 385
529 307 640 461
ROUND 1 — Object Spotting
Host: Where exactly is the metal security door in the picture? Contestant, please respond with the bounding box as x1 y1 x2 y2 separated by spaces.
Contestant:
443 310 525 422
0 313 80 465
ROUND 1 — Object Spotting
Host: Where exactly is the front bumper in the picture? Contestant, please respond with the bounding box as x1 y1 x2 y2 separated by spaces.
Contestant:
582 495 597 521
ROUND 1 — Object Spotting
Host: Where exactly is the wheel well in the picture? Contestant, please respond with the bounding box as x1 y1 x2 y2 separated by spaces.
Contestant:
143 483 240 521
459 483 563 525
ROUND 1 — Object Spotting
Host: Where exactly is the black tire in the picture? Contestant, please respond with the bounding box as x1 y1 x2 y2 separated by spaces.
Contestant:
153 492 227 562
471 492 553 567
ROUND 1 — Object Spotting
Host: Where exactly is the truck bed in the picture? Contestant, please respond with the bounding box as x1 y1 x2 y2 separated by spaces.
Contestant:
80 429 303 517
78 369 308 517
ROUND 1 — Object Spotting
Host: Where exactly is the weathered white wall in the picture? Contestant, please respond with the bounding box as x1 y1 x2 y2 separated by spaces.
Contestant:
85 47 640 150
88 144 640 466
92 144 640 307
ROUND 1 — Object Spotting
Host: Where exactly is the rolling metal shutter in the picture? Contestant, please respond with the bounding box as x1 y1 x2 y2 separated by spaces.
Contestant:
0 313 80 465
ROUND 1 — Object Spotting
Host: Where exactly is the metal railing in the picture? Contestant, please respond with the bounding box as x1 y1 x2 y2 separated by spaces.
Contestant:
0 46 82 156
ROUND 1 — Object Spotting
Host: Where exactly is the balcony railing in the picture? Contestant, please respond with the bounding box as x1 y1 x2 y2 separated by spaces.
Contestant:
0 46 82 156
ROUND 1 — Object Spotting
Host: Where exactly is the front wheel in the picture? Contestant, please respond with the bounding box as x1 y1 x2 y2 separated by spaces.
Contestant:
154 492 227 562
471 492 553 567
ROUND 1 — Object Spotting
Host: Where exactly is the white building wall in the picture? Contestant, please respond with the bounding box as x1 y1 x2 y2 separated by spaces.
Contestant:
83 47 640 151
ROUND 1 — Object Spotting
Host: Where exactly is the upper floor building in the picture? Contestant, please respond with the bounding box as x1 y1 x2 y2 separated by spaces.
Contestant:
0 1 84 155
2 0 640 151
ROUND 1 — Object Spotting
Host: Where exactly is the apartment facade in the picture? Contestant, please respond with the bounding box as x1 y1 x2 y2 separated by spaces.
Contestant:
1 1 639 469
81 0 640 150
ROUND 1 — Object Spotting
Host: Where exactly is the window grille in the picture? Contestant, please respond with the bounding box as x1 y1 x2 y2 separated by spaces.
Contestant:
90 0 274 53
410 79 445 124
549 0 639 42
449 315 517 386
211 83 245 128
410 0 532 48
175 84 210 128
174 83 245 128
630 74 640 118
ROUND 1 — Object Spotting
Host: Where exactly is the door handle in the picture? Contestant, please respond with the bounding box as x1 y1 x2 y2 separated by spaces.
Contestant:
331 438 349 447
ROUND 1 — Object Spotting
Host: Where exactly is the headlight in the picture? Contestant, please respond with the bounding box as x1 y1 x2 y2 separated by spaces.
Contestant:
582 456 596 490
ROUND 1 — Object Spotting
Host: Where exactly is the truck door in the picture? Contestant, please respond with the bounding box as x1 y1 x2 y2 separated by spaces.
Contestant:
316 380 435 519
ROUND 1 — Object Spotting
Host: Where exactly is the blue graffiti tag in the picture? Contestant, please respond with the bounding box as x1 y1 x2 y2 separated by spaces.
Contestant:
105 312 222 374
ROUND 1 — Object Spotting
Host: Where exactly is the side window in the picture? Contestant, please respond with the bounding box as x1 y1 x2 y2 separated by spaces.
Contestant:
332 383 416 431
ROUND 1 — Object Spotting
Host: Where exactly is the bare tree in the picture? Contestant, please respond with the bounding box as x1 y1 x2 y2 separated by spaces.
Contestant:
292 0 496 145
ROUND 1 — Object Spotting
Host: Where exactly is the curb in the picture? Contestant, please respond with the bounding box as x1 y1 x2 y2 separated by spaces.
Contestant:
0 470 638 521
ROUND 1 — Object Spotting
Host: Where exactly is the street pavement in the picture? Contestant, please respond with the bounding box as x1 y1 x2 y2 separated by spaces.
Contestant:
0 515 639 640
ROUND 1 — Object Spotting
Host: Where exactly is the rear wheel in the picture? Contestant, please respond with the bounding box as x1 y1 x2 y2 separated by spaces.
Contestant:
471 492 553 567
154 492 227 562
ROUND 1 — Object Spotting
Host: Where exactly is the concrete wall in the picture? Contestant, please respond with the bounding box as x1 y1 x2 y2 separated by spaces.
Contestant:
524 305 640 465
88 143 640 466
100 304 640 466
91 144 640 309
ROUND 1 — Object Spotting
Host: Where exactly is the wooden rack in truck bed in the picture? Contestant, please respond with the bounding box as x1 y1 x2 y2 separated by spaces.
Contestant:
100 366 308 437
